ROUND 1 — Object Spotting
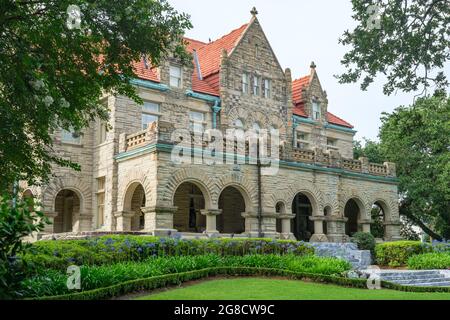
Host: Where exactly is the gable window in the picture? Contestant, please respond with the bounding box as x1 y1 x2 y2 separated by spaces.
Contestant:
242 73 249 94
142 102 160 130
170 65 182 88
296 131 310 149
255 44 260 58
253 75 260 96
62 128 82 145
189 111 205 133
264 79 271 98
312 101 321 120
327 138 338 150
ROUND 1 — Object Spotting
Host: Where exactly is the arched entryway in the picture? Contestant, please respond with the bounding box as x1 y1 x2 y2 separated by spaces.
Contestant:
292 193 314 241
218 186 246 234
173 182 206 233
23 189 35 212
130 184 146 231
371 201 387 239
54 189 80 233
344 198 362 237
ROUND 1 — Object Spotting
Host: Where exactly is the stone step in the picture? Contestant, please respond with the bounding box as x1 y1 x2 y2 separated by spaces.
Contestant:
381 273 445 281
391 277 449 285
411 281 450 287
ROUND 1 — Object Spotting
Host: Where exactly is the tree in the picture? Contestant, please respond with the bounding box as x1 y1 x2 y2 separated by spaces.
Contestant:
353 138 385 163
338 0 449 95
0 193 48 299
0 0 191 191
379 94 450 240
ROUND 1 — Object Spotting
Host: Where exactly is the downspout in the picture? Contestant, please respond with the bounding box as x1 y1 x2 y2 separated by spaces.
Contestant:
211 100 221 129
257 140 263 238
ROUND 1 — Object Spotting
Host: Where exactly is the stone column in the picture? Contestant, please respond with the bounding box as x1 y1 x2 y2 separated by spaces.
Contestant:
326 216 348 243
43 211 58 233
384 220 402 241
309 216 328 242
279 214 295 240
200 209 222 235
114 211 135 232
241 212 259 238
141 206 178 236
261 212 278 239
358 219 372 233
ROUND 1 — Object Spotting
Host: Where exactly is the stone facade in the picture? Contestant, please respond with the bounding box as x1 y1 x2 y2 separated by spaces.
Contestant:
20 11 401 243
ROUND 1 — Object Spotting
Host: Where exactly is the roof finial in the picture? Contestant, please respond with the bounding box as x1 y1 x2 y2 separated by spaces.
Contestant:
251 7 258 17
310 61 317 69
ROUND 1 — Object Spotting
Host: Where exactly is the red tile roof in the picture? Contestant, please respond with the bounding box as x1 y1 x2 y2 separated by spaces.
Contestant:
292 76 310 104
292 76 354 129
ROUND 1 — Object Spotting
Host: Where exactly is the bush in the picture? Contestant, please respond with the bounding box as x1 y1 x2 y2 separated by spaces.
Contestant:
22 236 314 272
351 232 376 253
407 252 450 270
375 241 432 267
20 254 349 298
0 193 49 299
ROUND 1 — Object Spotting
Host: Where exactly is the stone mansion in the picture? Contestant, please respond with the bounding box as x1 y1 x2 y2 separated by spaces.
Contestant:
21 10 402 242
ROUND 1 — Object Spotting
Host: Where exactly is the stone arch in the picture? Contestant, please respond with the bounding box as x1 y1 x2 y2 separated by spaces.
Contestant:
227 107 250 128
162 167 215 209
248 111 269 130
215 172 257 211
117 169 154 212
339 191 370 219
285 181 323 215
267 114 286 136
42 175 91 214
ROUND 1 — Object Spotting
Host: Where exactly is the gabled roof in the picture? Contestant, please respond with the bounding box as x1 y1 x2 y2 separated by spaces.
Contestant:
132 20 353 129
292 75 354 129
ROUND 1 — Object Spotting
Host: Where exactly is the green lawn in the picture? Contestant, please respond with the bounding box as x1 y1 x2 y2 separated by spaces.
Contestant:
137 278 450 300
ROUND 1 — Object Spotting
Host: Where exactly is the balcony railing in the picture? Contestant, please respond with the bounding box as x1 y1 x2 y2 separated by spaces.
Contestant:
117 121 396 178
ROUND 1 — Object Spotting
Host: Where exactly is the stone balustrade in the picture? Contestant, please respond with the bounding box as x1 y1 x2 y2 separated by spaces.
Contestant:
117 124 396 178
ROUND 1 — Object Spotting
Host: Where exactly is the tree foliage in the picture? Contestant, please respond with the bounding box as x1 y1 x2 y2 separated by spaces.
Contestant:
338 0 450 95
379 94 450 239
0 0 191 191
353 138 385 163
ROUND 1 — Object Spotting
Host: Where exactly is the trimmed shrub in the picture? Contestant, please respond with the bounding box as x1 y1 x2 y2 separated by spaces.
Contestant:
22 236 314 272
351 232 376 253
375 241 432 267
20 254 349 298
407 252 450 270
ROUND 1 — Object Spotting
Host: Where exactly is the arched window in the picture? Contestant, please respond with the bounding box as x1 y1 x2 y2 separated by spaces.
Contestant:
234 119 244 129
252 122 261 133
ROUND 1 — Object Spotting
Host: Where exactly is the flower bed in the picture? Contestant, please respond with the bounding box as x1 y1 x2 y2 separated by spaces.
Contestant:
21 254 350 299
21 236 314 271
407 252 450 270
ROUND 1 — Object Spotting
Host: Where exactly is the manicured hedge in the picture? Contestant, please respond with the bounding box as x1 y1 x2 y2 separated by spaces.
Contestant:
30 267 450 300
22 236 314 272
20 254 349 298
375 240 450 267
407 252 450 270
30 267 369 300
375 241 432 267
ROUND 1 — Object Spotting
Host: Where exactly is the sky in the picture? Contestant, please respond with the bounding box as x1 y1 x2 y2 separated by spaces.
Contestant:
168 0 445 142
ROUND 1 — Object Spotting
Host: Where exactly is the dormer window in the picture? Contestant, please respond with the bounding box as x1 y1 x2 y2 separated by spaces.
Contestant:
169 65 182 88
312 101 321 120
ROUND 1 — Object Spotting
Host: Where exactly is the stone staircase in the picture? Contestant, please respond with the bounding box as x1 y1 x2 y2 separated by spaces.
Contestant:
310 242 372 270
370 270 450 287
